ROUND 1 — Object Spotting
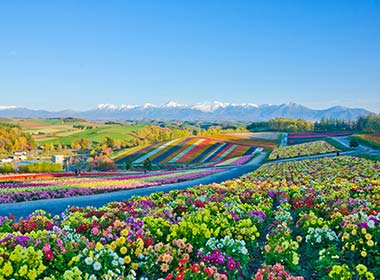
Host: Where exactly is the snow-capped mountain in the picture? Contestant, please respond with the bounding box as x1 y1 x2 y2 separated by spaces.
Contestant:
0 101 372 121
0 106 17 110
192 101 231 112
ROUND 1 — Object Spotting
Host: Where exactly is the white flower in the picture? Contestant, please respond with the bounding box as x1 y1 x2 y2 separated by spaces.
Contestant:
85 257 94 266
112 260 118 266
119 257 125 265
368 220 375 228
89 275 97 280
93 261 102 271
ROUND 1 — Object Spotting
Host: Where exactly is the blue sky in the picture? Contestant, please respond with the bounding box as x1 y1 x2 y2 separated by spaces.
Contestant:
0 0 379 112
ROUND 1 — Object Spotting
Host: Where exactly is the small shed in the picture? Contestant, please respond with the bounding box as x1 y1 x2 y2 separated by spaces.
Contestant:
52 155 65 164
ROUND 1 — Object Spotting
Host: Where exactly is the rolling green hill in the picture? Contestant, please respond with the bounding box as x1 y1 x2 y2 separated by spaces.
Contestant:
10 118 144 145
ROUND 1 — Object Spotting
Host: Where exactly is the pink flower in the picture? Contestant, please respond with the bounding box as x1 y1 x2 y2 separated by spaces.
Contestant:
42 243 51 253
91 227 99 235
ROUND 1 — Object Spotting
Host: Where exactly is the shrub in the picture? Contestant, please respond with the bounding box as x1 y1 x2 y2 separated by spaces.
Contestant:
349 138 359 148
0 163 15 174
18 162 63 173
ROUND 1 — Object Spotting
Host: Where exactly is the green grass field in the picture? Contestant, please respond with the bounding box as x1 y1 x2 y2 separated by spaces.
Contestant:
10 118 144 145
38 125 144 145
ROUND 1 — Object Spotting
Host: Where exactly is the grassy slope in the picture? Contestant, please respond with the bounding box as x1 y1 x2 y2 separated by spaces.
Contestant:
12 118 144 145
38 125 144 145
324 137 351 152
350 134 380 150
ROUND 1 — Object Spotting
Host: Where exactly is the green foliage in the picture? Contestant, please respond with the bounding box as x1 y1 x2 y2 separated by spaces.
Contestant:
314 117 356 132
124 161 132 170
349 138 359 148
71 138 92 150
248 114 380 133
246 121 271 132
0 121 20 129
131 125 247 147
0 164 15 174
18 162 63 173
143 158 152 171
357 114 380 132
248 118 314 132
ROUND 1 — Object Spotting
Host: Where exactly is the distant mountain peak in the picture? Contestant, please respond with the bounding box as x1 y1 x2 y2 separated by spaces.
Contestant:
142 103 157 109
0 102 373 121
96 104 118 110
120 104 138 110
162 101 184 108
192 101 230 112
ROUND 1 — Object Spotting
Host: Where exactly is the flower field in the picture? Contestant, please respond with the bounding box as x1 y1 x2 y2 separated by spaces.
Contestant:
0 169 224 204
116 136 264 166
0 156 378 279
209 149 263 167
269 140 338 160
288 132 352 145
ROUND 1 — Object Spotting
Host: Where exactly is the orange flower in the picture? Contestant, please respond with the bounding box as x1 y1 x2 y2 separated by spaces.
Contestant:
161 263 169 272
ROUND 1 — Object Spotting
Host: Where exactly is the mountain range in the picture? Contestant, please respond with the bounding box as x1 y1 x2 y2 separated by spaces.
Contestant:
0 102 372 122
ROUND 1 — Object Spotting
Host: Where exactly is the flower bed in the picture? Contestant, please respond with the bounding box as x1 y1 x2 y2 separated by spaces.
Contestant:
116 137 258 165
269 140 338 160
0 156 378 279
0 169 224 203
208 154 255 167
288 132 352 145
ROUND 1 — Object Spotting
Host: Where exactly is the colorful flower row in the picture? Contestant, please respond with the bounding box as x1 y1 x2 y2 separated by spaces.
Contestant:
287 132 352 145
0 168 224 204
116 136 257 166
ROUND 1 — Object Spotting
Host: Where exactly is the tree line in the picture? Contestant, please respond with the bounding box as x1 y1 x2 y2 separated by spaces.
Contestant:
247 114 380 133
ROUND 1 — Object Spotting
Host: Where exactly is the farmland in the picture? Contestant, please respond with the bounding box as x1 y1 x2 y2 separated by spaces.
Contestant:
115 135 270 167
11 118 144 145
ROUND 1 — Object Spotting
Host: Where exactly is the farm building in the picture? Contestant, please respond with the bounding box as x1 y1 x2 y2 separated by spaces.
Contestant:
52 155 65 164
